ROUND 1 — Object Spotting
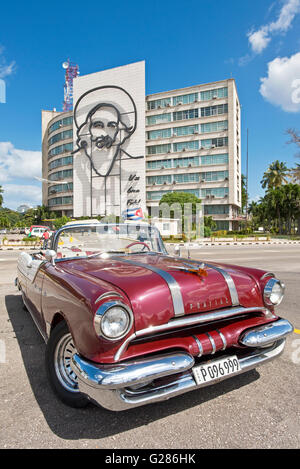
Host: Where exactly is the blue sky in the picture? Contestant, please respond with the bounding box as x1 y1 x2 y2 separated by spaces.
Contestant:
0 0 300 209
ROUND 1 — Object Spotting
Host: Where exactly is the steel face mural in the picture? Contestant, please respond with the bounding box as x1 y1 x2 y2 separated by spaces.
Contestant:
72 62 146 217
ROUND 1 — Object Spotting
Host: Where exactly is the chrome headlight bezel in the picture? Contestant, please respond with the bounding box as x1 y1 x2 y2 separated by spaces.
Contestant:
263 278 285 307
94 300 133 341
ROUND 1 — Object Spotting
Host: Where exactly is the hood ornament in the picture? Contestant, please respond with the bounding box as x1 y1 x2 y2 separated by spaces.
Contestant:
170 262 208 279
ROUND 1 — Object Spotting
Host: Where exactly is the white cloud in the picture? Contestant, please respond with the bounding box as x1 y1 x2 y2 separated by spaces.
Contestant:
269 0 300 32
248 28 271 54
0 141 42 183
260 51 300 112
2 184 42 210
248 0 300 54
0 45 16 78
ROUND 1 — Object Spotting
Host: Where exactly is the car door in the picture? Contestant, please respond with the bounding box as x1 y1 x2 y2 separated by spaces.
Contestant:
18 252 47 337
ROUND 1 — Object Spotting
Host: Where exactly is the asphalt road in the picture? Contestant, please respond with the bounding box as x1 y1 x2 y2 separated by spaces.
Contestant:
0 244 299 449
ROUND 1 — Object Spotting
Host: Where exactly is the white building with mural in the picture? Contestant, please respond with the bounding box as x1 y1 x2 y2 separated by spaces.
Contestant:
42 61 241 230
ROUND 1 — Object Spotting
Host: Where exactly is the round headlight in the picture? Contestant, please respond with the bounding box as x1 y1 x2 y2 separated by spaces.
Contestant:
263 278 285 306
94 301 133 340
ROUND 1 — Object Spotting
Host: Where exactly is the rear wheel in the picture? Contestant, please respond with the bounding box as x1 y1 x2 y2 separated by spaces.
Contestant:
45 321 89 408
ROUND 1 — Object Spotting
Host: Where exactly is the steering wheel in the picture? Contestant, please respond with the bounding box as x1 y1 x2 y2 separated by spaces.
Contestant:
125 241 151 252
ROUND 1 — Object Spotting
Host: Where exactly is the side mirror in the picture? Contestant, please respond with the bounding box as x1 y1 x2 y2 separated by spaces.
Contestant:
44 249 56 266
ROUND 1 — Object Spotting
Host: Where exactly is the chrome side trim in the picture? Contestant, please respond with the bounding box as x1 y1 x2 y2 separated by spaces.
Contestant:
240 319 293 347
216 329 227 351
206 332 216 354
22 295 48 343
95 291 123 304
113 257 185 318
114 306 268 361
260 272 275 280
204 263 239 306
192 335 203 357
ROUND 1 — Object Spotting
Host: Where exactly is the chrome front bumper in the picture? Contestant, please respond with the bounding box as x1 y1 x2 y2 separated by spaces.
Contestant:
71 319 293 411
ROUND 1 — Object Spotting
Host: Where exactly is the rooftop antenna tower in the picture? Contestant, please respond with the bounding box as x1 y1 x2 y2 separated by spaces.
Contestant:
62 59 79 111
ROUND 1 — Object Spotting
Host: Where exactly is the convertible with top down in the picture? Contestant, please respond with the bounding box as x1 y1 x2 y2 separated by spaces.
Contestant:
16 221 293 411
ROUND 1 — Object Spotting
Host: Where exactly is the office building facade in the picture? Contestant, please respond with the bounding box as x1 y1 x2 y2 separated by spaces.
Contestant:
42 63 241 230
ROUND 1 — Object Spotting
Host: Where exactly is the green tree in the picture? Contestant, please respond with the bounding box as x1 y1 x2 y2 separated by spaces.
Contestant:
0 214 9 228
0 186 3 207
53 216 71 230
241 174 248 214
261 160 289 190
159 192 201 214
159 192 202 239
290 164 300 183
204 216 217 231
287 129 300 183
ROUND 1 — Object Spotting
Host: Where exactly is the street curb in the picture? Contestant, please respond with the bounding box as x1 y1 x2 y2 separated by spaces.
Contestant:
0 247 39 251
166 240 300 248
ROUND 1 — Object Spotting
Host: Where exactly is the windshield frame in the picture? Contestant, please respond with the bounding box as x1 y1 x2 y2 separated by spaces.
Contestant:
51 222 168 260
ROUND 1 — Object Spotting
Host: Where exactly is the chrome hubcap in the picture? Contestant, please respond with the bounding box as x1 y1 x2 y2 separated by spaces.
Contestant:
54 333 79 393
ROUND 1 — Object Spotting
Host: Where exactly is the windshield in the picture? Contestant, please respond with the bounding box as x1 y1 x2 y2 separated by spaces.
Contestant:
53 223 166 260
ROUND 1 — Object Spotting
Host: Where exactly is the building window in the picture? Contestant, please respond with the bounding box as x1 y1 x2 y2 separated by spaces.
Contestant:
173 109 199 121
200 170 229 182
200 154 229 165
200 87 228 101
201 121 228 133
146 190 169 200
146 159 172 170
204 205 229 215
173 140 199 152
147 144 172 155
48 169 73 181
173 93 198 106
48 156 73 171
48 142 73 158
173 156 199 168
48 129 73 146
48 183 73 195
147 98 171 110
200 187 229 198
147 175 172 185
146 189 200 201
173 124 199 137
173 173 200 184
48 116 73 135
146 113 172 125
200 137 228 149
147 128 172 140
201 104 228 117
48 196 73 206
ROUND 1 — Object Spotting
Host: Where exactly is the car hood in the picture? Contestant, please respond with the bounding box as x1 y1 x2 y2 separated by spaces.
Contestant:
60 254 266 331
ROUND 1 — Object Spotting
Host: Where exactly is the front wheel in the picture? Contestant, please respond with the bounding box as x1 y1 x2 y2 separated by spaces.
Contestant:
45 321 89 408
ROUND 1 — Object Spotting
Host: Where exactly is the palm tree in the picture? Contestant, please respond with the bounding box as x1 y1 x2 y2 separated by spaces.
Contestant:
0 185 3 207
289 163 300 183
261 160 289 190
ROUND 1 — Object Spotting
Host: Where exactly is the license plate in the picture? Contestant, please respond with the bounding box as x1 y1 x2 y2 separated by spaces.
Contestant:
192 355 241 385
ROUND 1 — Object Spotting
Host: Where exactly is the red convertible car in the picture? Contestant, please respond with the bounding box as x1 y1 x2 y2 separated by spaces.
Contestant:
16 221 293 411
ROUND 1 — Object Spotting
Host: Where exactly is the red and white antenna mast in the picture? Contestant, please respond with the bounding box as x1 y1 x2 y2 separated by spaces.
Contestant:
62 59 79 112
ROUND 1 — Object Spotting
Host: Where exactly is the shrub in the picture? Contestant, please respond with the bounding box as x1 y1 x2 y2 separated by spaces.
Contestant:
22 236 39 242
204 226 212 238
214 230 228 237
